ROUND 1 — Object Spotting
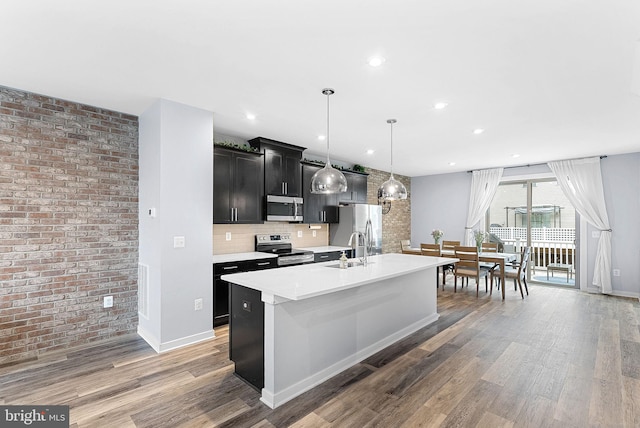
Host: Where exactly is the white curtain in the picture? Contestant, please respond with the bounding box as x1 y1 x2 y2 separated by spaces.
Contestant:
465 168 504 246
548 157 612 294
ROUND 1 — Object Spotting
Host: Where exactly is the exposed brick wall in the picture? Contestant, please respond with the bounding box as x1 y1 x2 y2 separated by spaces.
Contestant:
0 86 139 365
365 167 411 254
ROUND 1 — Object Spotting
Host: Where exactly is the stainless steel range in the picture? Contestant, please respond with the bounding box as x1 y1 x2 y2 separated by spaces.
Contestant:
255 234 314 266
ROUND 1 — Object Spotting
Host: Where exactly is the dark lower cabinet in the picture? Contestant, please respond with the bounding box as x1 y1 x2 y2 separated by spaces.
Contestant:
229 284 264 390
314 250 350 263
213 258 276 327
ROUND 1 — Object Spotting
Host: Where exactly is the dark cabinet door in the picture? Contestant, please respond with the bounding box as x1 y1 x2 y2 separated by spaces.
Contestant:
213 149 233 222
302 163 339 223
249 138 304 199
339 171 368 204
213 147 263 224
264 148 302 196
213 262 243 327
264 148 285 195
233 153 263 223
230 284 264 390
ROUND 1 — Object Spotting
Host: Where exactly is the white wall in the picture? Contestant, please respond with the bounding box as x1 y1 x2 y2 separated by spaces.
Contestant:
411 154 640 298
411 172 470 245
138 99 214 351
597 153 640 297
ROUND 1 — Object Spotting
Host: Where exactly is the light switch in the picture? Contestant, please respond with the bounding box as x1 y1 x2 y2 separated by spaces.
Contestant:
297 231 303 238
174 236 185 248
312 230 317 237
225 232 231 241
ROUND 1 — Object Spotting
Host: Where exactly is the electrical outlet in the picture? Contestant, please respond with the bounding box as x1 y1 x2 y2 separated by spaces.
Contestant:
312 230 317 237
103 296 113 308
613 269 621 277
297 230 303 238
225 232 231 241
194 298 203 311
173 236 185 248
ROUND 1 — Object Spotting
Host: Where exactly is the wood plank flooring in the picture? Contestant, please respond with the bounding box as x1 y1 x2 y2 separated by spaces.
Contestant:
1 284 639 427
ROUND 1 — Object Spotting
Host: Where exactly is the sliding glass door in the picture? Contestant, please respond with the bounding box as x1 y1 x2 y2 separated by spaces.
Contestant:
488 179 576 287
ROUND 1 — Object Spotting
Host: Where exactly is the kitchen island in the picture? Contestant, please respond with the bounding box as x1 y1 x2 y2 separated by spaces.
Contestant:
221 253 453 409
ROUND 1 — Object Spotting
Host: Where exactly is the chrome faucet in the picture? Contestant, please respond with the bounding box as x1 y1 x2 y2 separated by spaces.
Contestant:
348 230 369 266
347 226 372 266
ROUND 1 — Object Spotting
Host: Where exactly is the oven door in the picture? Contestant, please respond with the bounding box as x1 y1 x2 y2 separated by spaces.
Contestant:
266 195 303 222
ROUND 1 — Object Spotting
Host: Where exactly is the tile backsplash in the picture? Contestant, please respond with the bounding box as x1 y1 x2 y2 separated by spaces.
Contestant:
213 223 329 254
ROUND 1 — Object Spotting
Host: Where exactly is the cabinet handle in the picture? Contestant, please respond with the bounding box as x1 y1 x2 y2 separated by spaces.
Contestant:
256 262 271 266
235 208 238 222
320 255 328 258
285 182 288 194
281 182 285 194
223 265 239 270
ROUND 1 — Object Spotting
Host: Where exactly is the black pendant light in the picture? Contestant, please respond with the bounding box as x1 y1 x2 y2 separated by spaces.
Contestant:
378 119 408 201
310 88 348 194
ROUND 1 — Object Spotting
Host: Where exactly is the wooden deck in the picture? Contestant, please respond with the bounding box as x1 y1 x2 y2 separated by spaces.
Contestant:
1 285 638 427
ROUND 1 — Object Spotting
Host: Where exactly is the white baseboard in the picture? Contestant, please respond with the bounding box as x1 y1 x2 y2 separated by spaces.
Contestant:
584 286 639 299
137 326 214 354
260 312 440 409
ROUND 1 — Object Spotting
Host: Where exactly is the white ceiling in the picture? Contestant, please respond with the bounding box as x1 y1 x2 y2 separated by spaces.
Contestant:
2 0 640 176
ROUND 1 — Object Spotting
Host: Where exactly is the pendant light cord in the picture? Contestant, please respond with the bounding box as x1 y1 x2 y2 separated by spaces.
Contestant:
390 121 393 175
326 91 331 164
387 118 397 177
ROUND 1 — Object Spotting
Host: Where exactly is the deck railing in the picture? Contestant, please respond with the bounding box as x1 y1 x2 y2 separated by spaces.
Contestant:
490 226 575 271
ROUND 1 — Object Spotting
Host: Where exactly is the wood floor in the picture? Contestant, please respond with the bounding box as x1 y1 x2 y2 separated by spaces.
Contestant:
1 284 639 427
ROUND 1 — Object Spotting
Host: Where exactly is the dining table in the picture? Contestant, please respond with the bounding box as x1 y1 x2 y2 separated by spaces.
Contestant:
440 249 517 300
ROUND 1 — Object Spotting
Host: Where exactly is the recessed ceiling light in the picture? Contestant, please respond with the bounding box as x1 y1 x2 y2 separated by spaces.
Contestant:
368 56 385 67
246 113 256 120
318 135 326 141
449 162 456 166
473 128 484 135
512 154 520 158
434 102 448 110
366 149 375 155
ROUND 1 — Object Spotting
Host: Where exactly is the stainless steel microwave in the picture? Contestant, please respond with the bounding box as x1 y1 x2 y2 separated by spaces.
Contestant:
266 195 303 222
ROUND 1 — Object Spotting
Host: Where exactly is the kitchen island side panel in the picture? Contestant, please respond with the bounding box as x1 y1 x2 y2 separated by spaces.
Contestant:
261 267 438 408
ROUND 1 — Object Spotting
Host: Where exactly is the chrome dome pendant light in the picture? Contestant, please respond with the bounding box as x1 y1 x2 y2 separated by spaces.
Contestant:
378 119 408 201
310 88 348 194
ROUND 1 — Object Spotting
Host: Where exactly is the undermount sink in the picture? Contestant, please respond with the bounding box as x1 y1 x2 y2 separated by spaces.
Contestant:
324 261 373 268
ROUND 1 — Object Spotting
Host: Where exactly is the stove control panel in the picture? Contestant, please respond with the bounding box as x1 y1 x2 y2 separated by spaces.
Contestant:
256 233 292 243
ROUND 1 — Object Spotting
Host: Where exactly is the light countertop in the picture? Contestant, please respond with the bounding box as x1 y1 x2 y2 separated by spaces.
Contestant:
213 252 277 264
222 253 455 301
298 246 352 253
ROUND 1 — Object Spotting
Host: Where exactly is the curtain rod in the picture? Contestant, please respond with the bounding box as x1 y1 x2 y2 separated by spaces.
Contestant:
467 155 607 173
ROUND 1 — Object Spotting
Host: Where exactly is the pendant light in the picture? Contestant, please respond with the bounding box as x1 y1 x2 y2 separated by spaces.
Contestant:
378 119 408 201
310 88 348 194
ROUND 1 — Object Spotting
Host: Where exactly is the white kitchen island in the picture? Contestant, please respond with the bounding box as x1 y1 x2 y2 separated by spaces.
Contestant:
221 253 453 409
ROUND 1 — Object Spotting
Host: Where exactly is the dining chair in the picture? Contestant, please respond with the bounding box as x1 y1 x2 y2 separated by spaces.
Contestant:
441 240 460 254
420 243 444 286
440 240 460 285
481 242 498 252
453 246 488 297
491 246 530 299
479 241 499 273
400 240 414 254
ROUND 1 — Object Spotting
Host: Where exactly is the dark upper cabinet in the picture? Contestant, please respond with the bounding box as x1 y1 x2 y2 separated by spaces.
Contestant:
213 146 263 224
301 163 339 223
339 171 368 204
249 137 305 197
